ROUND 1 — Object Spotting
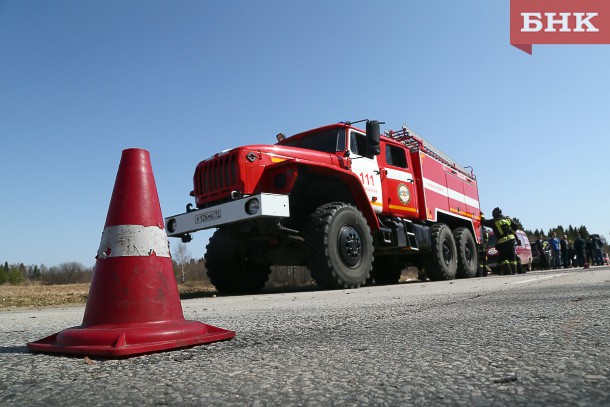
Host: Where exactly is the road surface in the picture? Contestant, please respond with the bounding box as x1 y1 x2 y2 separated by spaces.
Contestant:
1 267 609 406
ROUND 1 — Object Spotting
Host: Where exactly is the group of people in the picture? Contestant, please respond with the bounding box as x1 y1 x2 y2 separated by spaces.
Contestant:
481 207 607 275
533 232 606 269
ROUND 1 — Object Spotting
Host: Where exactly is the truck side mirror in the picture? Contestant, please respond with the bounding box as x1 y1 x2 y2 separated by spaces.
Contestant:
366 120 381 158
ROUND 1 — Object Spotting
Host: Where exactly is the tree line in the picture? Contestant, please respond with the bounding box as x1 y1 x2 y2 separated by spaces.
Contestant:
0 260 196 286
2 225 607 287
0 261 93 285
0 257 313 288
519 222 607 247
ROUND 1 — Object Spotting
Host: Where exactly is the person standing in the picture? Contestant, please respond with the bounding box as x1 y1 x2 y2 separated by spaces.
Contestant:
481 207 519 275
548 232 561 269
568 240 576 268
585 237 595 267
534 233 550 270
560 235 570 268
592 235 604 266
573 234 586 268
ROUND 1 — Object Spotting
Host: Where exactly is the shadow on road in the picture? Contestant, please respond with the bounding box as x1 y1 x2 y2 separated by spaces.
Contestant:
179 284 322 300
180 278 425 300
0 345 29 354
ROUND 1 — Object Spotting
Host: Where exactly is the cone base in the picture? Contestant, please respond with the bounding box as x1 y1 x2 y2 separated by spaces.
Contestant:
27 320 235 357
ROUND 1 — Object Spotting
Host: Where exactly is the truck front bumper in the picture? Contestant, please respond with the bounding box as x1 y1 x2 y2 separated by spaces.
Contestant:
165 193 290 238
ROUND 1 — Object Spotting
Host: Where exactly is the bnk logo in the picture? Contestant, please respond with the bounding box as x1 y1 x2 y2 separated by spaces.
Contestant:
521 12 598 32
510 0 610 54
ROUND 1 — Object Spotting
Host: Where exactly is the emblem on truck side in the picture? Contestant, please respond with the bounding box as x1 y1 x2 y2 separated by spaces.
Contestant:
397 183 411 205
195 209 221 224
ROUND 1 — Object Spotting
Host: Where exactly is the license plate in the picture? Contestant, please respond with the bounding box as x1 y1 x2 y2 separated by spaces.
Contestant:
195 209 221 224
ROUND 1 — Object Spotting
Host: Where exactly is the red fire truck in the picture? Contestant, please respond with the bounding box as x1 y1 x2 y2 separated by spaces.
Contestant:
165 120 483 293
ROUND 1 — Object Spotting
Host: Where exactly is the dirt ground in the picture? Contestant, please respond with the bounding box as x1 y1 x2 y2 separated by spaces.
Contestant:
0 268 420 311
0 282 217 311
0 283 90 310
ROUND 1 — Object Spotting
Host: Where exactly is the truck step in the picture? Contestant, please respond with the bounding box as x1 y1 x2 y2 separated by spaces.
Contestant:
380 227 393 244
404 220 419 251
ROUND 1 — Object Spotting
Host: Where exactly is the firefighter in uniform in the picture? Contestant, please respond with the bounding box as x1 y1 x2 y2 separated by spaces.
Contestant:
481 207 519 275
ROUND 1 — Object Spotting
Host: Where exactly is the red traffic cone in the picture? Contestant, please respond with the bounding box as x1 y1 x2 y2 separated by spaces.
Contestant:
27 149 235 357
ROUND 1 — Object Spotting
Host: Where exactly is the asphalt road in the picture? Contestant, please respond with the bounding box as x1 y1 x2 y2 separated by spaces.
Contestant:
1 266 609 406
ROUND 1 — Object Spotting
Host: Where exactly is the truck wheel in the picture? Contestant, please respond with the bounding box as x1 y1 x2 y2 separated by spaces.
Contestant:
453 227 478 278
424 223 458 281
305 202 373 289
371 256 404 285
205 230 271 294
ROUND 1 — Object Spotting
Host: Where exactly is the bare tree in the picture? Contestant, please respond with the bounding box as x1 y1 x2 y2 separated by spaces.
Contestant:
172 242 192 283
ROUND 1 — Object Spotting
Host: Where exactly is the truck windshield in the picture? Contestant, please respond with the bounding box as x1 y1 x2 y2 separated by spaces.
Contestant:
281 128 346 153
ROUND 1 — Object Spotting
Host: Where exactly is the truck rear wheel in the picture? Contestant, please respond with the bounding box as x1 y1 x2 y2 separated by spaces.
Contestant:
453 227 478 278
305 202 373 289
371 256 404 285
205 230 271 294
425 223 458 281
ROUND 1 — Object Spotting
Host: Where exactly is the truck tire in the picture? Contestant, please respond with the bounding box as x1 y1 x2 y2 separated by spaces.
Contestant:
424 223 458 281
305 202 373 289
453 227 478 278
371 256 403 285
205 230 271 294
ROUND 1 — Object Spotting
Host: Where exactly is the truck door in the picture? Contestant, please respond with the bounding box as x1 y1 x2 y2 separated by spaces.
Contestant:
348 129 383 213
380 143 419 218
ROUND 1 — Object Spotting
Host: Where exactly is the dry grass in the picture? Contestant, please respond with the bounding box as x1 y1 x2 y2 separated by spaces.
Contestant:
0 283 91 310
0 282 216 311
0 268 420 311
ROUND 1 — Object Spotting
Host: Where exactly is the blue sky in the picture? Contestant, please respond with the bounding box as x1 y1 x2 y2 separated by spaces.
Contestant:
1 1 609 268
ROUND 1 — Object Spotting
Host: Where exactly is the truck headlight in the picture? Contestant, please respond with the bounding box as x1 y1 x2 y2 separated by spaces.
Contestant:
245 198 260 215
167 218 177 233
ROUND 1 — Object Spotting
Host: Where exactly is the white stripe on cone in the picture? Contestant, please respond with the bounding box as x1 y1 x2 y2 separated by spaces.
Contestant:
97 225 171 259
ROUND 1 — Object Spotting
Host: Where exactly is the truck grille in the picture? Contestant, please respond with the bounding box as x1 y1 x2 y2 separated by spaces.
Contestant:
194 152 239 203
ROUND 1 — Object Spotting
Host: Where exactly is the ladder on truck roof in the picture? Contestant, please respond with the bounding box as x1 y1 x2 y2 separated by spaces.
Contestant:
385 125 475 179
